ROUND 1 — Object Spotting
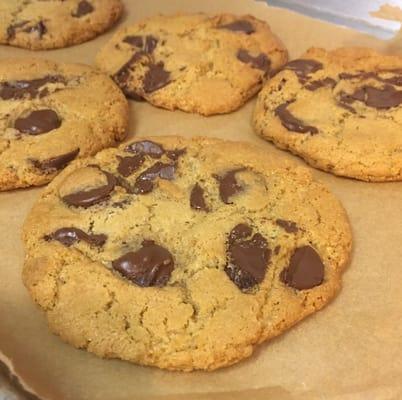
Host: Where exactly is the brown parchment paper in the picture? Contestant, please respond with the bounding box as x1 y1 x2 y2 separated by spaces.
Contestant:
0 1 402 399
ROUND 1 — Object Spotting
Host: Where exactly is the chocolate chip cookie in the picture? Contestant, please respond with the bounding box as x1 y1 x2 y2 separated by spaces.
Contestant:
0 58 128 190
253 47 402 181
22 136 351 371
0 0 123 50
96 14 288 115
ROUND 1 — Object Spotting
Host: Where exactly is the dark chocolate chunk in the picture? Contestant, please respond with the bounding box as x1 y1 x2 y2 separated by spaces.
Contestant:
275 102 318 134
305 77 336 91
23 21 47 37
0 75 64 100
284 59 323 83
339 85 402 109
214 168 245 204
31 148 79 173
166 148 186 161
276 219 298 233
134 162 175 194
117 154 145 177
144 35 158 53
280 245 324 290
123 35 144 47
62 170 116 208
125 140 165 158
7 21 29 39
45 227 107 247
112 240 174 287
381 74 402 86
14 109 61 135
72 0 94 17
237 49 270 72
219 20 255 34
143 62 171 93
190 183 208 211
225 224 271 290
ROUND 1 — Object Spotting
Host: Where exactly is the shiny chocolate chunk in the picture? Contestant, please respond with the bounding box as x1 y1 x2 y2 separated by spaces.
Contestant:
190 183 208 211
276 219 298 233
275 102 318 134
0 75 64 100
237 49 270 72
284 59 323 83
72 0 94 17
214 168 245 204
125 140 165 158
14 109 61 135
117 154 145 177
112 240 174 287
280 245 324 290
45 227 107 247
31 148 79 173
23 21 47 37
62 170 116 207
123 35 144 47
357 85 402 109
144 35 158 53
219 20 255 34
143 62 171 93
134 162 175 194
225 224 271 290
305 77 336 91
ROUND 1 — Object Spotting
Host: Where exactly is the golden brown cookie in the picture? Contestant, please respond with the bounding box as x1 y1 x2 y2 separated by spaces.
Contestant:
96 13 288 115
23 136 352 371
253 47 402 181
0 58 128 190
0 0 123 50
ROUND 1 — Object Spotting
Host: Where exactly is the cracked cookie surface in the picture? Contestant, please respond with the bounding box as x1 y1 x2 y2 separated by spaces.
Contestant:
0 0 123 50
96 13 288 115
253 47 402 181
22 136 351 371
0 58 128 190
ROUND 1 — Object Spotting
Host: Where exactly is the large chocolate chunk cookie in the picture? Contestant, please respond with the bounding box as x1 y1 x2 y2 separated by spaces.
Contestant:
96 14 288 115
253 47 402 181
0 58 128 190
22 136 351 371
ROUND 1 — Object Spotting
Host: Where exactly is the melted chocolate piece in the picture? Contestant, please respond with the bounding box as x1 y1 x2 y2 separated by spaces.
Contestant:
284 59 323 83
237 49 270 72
7 21 29 39
276 219 298 233
134 162 175 194
14 109 61 135
144 35 158 53
31 148 79 172
225 224 271 290
45 227 107 247
220 20 255 34
143 62 171 93
125 140 165 158
214 168 245 204
0 75 64 100
117 154 145 177
23 21 47 37
123 35 144 47
280 245 324 290
275 102 318 134
113 52 147 100
112 240 174 287
190 183 208 211
166 148 186 161
72 0 94 17
305 77 336 91
62 170 116 208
